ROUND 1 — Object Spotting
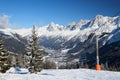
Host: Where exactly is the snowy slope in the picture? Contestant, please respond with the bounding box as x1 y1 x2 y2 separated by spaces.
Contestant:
0 69 120 80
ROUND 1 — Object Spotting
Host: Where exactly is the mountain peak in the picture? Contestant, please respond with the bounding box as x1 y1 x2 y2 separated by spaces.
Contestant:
95 14 104 19
49 22 56 27
76 20 90 28
47 22 63 31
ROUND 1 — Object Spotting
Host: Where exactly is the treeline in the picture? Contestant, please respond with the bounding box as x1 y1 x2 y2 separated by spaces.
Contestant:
59 61 120 71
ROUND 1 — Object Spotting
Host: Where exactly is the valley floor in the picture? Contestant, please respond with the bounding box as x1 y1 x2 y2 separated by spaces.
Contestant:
0 69 120 80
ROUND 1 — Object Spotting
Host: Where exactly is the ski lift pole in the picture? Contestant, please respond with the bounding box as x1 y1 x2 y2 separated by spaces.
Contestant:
95 35 101 71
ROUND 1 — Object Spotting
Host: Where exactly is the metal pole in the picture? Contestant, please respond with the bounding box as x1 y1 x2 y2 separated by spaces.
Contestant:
96 35 101 71
96 35 99 65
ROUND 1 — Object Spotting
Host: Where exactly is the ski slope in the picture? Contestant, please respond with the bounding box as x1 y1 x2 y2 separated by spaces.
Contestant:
0 69 120 80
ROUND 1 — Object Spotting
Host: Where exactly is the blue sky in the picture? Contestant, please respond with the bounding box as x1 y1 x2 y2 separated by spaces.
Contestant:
0 0 120 29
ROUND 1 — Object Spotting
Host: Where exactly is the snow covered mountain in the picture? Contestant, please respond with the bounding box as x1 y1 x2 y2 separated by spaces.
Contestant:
0 28 27 54
0 15 120 67
14 15 120 44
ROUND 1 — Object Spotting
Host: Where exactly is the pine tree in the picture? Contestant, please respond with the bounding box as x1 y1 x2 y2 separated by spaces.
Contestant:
26 25 44 73
0 37 11 73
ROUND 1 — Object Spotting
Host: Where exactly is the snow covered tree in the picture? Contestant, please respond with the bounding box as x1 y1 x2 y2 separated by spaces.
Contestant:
0 37 11 73
26 25 44 73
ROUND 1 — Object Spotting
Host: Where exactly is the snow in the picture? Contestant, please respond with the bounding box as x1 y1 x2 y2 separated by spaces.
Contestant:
0 15 120 44
61 49 70 53
0 28 14 36
12 28 31 36
0 69 120 80
108 28 120 44
6 67 29 74
36 15 120 42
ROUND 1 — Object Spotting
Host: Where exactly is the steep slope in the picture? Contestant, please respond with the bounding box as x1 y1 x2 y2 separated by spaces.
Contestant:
0 29 27 54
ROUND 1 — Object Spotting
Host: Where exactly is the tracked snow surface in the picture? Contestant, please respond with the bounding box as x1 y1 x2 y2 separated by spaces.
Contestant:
0 68 120 80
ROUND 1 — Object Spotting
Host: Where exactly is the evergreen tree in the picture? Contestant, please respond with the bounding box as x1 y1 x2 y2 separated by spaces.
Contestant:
26 25 44 73
0 37 11 73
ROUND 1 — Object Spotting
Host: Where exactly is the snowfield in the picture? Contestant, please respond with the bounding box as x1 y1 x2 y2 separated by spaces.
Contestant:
0 69 120 80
